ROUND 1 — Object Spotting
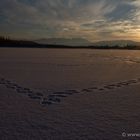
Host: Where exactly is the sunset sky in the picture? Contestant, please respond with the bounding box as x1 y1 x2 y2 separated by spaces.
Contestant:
0 0 140 42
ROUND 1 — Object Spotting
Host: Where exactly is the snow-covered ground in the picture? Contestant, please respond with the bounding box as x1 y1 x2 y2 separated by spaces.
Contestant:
0 48 140 139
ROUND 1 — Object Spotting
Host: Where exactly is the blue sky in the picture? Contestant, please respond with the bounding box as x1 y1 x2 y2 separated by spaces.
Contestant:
0 0 140 41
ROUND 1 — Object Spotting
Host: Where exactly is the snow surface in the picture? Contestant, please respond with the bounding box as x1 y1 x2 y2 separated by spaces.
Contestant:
0 48 140 139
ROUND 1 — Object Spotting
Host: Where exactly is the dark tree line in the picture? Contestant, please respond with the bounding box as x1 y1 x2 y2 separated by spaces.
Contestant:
0 36 40 47
0 36 138 49
0 36 68 48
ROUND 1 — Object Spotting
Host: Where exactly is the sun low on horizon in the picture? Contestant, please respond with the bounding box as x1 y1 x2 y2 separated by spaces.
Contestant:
0 0 140 42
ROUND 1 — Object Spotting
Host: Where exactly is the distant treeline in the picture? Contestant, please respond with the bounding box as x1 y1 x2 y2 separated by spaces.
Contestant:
0 36 139 49
0 36 40 47
0 36 72 48
91 45 137 50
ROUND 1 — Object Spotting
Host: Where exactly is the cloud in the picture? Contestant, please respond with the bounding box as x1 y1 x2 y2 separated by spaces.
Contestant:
0 0 140 41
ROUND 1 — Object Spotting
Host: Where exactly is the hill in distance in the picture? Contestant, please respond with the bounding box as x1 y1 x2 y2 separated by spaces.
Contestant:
0 36 140 49
92 40 140 48
35 38 91 46
35 38 140 48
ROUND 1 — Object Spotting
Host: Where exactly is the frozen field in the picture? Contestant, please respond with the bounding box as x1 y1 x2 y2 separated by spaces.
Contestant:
0 48 140 139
